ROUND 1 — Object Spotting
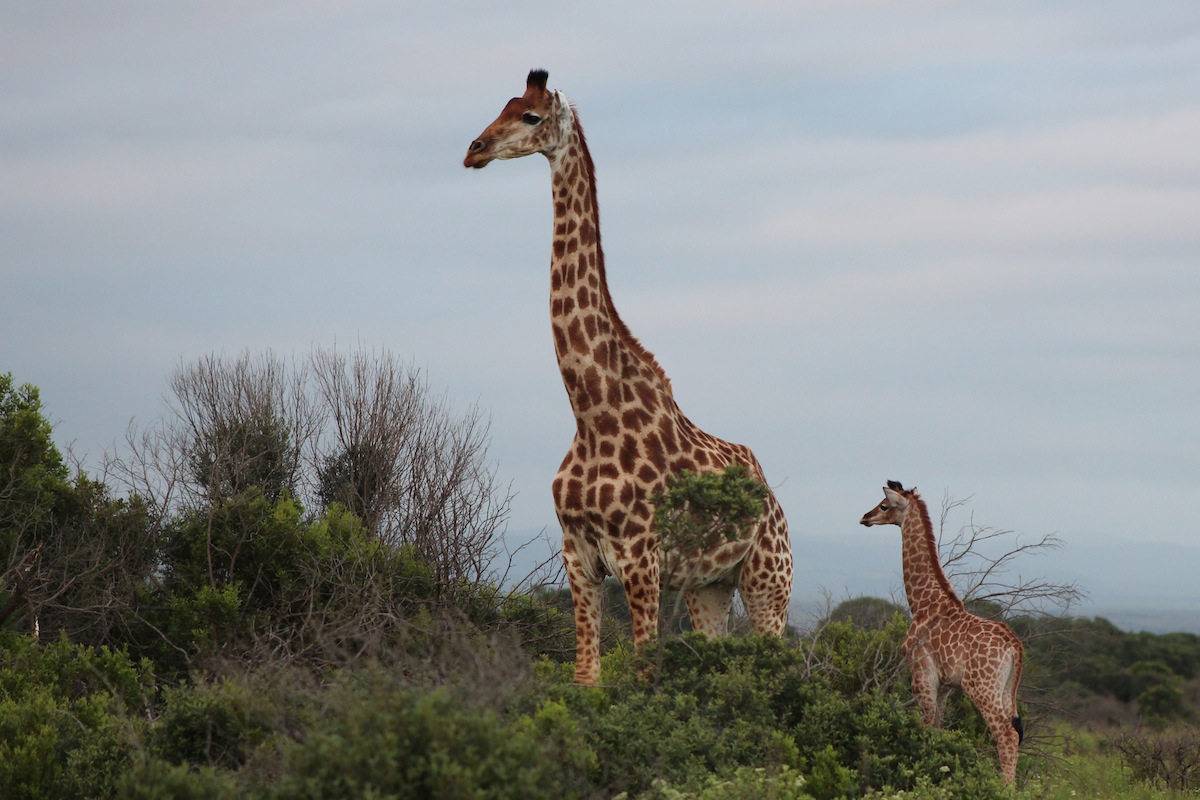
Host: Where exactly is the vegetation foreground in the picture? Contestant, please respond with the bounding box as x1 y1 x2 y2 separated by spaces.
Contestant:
5 628 1200 799
4 360 1200 798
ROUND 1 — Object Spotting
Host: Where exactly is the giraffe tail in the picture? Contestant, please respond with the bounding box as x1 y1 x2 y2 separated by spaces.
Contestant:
1012 716 1024 744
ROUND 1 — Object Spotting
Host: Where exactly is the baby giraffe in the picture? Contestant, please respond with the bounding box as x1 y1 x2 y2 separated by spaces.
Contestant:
860 481 1024 785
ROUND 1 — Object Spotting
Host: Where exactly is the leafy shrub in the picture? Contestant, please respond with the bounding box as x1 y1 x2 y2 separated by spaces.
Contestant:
0 633 151 799
620 765 813 800
152 677 281 769
805 615 909 697
538 634 1010 799
135 493 452 676
256 667 595 800
116 759 240 800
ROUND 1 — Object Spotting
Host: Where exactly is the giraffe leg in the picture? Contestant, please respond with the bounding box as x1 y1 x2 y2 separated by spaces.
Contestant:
737 515 792 636
909 653 943 727
935 683 953 727
964 662 1021 786
980 706 1020 785
617 553 661 649
996 649 1025 784
683 583 734 636
563 550 603 685
739 571 790 635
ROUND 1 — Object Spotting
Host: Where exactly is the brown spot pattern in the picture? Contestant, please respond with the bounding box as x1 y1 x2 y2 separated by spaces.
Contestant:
468 74 793 689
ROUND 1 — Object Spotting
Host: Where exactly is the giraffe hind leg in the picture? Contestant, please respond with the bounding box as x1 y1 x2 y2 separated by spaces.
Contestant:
966 667 1021 785
737 542 792 635
982 708 1021 785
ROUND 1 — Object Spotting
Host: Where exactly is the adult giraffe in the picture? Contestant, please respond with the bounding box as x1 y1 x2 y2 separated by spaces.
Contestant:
464 70 793 685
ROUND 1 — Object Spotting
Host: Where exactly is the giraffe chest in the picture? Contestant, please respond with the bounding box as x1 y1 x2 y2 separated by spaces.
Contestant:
554 411 731 520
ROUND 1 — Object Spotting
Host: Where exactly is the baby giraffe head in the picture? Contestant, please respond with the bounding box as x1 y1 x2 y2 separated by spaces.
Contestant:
860 480 913 527
464 69 571 169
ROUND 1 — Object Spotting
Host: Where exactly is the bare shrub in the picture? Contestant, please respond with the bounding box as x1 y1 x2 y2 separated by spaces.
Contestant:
306 347 511 590
104 351 313 522
1113 725 1200 791
106 346 513 593
935 493 1084 619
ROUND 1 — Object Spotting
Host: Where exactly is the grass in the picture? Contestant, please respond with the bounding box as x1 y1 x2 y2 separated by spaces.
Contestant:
1018 725 1188 800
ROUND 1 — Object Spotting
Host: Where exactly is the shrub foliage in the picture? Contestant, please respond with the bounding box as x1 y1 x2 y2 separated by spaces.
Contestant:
5 365 1200 799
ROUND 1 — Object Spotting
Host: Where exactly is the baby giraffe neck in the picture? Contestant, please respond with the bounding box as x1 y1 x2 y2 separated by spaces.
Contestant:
900 497 964 619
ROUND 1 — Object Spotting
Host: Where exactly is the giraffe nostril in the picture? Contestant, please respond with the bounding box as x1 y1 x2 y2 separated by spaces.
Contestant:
469 139 486 153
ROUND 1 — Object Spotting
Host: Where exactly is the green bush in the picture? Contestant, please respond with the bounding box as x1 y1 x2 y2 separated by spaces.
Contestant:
116 759 240 800
621 765 814 800
536 634 1009 799
0 633 151 799
805 615 909 698
152 677 281 770
256 667 595 800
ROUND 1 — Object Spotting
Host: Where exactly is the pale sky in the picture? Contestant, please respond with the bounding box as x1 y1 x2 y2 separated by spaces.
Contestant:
3 2 1199 620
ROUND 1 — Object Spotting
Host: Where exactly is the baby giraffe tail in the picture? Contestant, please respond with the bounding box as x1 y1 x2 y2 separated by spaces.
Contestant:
1007 644 1024 744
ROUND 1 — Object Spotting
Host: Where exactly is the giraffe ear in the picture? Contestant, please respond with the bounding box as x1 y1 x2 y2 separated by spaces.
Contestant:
527 69 549 91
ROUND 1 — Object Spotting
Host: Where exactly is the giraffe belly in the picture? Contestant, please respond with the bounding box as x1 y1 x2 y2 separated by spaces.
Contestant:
659 537 753 591
553 430 779 592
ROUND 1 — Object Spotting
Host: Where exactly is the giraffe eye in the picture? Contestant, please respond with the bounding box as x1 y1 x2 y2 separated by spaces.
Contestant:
522 112 543 125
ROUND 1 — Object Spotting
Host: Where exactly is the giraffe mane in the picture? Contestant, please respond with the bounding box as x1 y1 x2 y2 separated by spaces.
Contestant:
570 104 675 398
907 487 966 612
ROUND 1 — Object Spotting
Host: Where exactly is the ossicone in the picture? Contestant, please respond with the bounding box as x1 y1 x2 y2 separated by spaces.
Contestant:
527 69 549 90
886 480 904 491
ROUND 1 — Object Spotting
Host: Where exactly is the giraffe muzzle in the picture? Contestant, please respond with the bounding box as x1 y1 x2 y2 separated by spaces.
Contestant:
463 139 492 169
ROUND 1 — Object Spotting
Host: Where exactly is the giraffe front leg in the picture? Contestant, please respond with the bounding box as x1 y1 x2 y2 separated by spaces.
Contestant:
563 550 603 685
619 554 661 648
909 651 943 727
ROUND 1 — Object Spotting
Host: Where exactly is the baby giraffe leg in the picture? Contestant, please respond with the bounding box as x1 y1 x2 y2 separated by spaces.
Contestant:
982 707 1021 785
910 655 944 727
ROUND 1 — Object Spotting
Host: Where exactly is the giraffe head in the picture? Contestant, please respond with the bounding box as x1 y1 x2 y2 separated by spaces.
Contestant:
464 69 572 169
859 480 914 527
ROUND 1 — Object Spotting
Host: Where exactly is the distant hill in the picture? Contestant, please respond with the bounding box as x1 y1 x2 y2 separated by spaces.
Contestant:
790 533 1200 635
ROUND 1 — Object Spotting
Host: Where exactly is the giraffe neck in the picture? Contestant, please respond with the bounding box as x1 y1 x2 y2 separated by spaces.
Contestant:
899 494 965 619
547 106 672 427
